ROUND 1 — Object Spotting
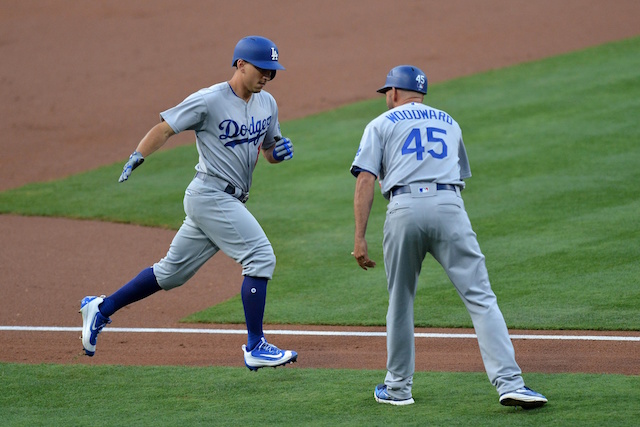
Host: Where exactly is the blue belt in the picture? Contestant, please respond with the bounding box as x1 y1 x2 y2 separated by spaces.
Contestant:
391 184 458 197
194 172 249 203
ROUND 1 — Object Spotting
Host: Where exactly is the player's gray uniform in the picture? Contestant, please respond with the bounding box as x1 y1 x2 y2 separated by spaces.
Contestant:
351 102 525 399
153 82 281 288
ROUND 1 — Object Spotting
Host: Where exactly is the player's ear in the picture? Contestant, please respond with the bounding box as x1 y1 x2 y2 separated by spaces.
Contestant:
391 88 398 104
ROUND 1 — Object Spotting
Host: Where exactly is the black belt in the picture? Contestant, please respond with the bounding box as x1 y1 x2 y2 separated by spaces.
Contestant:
194 172 249 203
391 184 458 197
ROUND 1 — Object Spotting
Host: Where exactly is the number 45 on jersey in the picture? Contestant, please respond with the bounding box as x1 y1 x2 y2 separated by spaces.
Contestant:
402 127 448 160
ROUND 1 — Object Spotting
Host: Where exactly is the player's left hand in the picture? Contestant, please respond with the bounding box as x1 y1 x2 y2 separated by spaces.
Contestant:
273 137 294 161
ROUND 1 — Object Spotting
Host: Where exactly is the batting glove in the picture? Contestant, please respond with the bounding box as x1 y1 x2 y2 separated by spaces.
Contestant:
118 151 144 182
273 137 294 162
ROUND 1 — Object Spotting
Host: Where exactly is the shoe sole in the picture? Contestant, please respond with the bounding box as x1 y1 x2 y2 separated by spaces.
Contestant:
245 354 298 371
374 393 415 406
500 397 547 410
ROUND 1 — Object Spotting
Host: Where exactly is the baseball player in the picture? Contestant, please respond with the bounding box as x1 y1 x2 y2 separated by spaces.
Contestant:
350 65 547 408
80 36 297 370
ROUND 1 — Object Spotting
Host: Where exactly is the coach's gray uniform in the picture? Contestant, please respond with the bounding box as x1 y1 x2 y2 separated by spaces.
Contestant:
153 82 281 288
351 102 525 399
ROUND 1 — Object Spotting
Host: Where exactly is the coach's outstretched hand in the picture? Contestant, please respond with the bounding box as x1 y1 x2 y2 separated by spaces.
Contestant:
118 151 144 182
273 137 294 161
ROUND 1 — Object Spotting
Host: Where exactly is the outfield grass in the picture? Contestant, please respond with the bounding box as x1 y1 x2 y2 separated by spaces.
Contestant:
1 363 638 427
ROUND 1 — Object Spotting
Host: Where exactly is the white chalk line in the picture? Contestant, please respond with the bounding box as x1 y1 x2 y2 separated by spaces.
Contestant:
1 326 639 342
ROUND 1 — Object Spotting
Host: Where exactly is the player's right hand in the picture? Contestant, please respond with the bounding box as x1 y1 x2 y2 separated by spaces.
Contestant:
352 239 376 270
118 151 144 182
355 254 376 270
273 137 294 161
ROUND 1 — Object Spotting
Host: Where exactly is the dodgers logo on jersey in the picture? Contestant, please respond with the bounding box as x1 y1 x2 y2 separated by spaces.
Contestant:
219 116 272 148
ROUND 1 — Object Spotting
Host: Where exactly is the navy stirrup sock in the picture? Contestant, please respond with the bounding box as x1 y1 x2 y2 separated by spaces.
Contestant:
99 267 161 317
241 276 268 350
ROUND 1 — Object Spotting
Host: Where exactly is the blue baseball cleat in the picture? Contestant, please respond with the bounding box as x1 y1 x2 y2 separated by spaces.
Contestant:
500 386 548 409
374 384 415 406
79 295 111 357
242 337 297 371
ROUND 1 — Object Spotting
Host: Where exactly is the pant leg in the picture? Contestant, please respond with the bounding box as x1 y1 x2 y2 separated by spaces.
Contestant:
153 215 218 289
430 194 524 394
381 197 426 399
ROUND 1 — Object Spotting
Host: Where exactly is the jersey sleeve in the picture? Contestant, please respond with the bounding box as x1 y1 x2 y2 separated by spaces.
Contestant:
350 121 383 178
159 91 208 134
458 136 472 180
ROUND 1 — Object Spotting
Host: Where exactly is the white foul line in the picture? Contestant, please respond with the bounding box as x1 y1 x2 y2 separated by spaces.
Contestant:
1 326 639 342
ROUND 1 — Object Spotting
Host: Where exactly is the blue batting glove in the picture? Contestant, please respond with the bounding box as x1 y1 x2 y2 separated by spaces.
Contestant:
118 151 144 182
273 137 294 162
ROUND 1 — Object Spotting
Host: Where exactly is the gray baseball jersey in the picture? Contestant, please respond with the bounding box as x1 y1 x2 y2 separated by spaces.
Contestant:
161 82 281 193
352 102 471 198
351 101 525 399
153 83 281 287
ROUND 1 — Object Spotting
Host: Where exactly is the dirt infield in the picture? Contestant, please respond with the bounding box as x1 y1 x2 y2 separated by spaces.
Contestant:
1 0 639 374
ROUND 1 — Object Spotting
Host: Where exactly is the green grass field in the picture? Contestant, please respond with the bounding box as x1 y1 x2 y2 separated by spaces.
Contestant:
0 365 638 426
1 37 639 426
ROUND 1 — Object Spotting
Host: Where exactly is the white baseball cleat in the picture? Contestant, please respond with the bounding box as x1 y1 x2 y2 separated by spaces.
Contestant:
242 337 297 371
79 295 111 357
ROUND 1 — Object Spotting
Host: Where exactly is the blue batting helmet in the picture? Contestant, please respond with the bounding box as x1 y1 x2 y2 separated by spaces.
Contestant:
377 65 427 95
232 36 285 79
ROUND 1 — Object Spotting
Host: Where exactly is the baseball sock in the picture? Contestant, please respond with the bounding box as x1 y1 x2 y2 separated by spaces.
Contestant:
241 276 268 350
99 266 161 317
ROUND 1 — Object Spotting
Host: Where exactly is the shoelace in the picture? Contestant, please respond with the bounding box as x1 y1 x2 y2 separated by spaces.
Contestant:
257 340 280 354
